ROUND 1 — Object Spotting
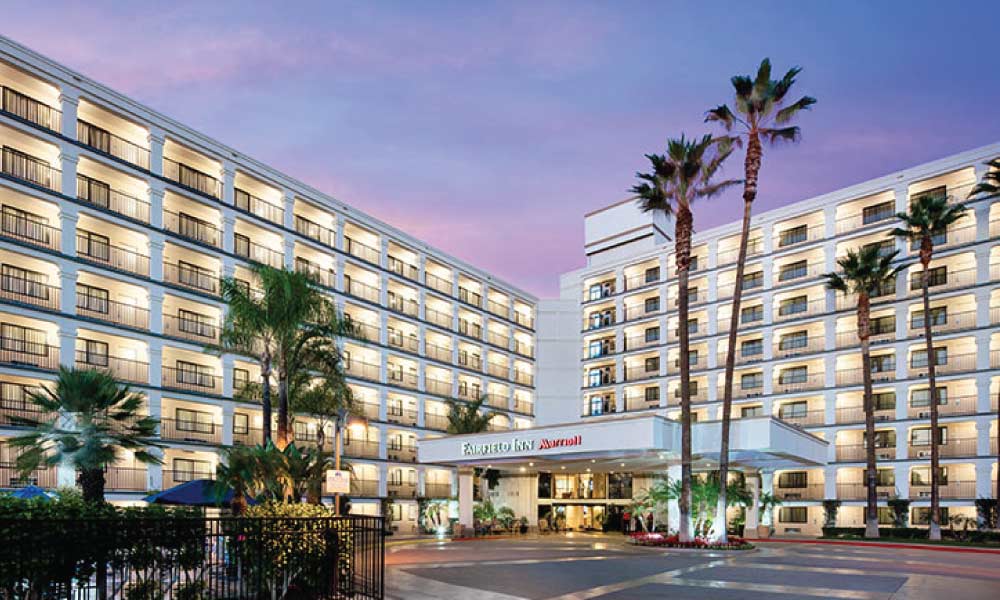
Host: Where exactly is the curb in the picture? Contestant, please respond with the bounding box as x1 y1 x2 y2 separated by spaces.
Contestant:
760 537 1000 555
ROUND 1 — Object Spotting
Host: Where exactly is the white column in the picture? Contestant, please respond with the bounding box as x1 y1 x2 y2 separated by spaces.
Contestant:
743 472 760 537
148 290 164 334
148 181 165 229
59 87 80 139
976 419 992 458
149 236 165 281
222 213 235 254
823 465 837 500
667 464 681 532
58 326 77 369
458 467 475 528
59 149 79 198
894 464 910 500
59 204 78 257
221 402 235 446
283 190 295 231
975 461 993 499
222 163 235 207
147 127 165 175
148 344 163 387
283 237 295 270
59 267 77 315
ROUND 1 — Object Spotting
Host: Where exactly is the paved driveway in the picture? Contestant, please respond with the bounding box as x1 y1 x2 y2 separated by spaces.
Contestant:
386 534 1000 599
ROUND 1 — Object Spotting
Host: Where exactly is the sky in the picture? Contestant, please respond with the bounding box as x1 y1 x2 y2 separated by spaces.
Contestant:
4 1 998 297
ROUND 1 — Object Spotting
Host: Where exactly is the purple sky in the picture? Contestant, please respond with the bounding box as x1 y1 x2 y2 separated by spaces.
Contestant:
5 1 999 297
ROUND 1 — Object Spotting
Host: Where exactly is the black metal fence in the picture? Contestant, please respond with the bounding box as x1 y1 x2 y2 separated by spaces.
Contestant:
0 515 384 599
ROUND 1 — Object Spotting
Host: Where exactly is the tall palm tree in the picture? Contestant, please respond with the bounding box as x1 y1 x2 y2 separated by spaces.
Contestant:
291 375 354 455
824 246 905 538
705 58 815 542
9 367 161 503
445 395 497 434
969 158 1000 503
631 134 738 541
890 192 968 540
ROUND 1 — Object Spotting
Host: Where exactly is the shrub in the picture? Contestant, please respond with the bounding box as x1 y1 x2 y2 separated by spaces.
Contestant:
628 532 753 550
822 527 1000 544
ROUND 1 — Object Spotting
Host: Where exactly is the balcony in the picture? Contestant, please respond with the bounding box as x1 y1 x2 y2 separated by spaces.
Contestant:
514 369 534 386
908 352 976 377
346 278 379 304
0 207 58 252
164 210 220 247
343 440 380 459
459 286 483 307
514 340 534 358
76 234 150 277
836 406 895 425
344 358 380 382
161 365 222 395
835 482 896 500
424 342 452 363
909 267 976 296
514 311 535 329
232 425 263 446
293 215 335 246
163 314 219 344
835 364 896 386
836 444 896 462
424 412 449 431
76 173 150 223
775 483 824 500
1 146 60 193
487 362 508 379
76 120 150 170
424 377 452 396
908 310 976 337
386 407 417 427
163 262 219 295
0 337 58 370
0 273 58 310
0 462 56 489
485 392 508 409
234 188 284 224
387 481 417 499
776 262 824 284
234 233 283 268
425 307 452 329
907 395 978 419
775 224 823 249
488 330 509 348
345 236 379 264
774 371 824 394
388 255 418 281
425 272 453 296
388 367 418 390
909 437 978 458
161 417 223 444
163 468 214 488
910 481 976 500
75 350 148 384
348 479 379 497
625 366 658 381
0 383 54 428
775 335 825 358
836 205 895 234
777 409 825 428
0 86 61 132
487 299 509 319
105 466 147 492
425 482 452 499
387 332 418 354
387 294 418 317
836 328 895 348
774 298 826 322
513 397 533 414
717 239 763 266
163 158 221 199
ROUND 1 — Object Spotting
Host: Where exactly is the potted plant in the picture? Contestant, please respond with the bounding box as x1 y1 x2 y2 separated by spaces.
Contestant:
757 492 781 539
519 516 529 535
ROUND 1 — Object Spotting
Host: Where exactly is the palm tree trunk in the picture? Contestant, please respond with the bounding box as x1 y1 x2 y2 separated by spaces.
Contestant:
261 358 273 444
716 198 754 543
79 468 106 504
675 205 694 542
858 295 880 539
920 249 942 541
231 492 248 517
276 369 289 450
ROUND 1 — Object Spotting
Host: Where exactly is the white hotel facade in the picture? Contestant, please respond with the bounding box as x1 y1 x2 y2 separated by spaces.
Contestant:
0 36 537 533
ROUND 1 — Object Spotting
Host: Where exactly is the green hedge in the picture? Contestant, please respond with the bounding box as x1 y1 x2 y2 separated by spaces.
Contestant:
822 527 1000 544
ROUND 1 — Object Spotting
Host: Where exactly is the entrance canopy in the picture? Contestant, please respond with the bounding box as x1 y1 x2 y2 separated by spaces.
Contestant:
418 414 828 474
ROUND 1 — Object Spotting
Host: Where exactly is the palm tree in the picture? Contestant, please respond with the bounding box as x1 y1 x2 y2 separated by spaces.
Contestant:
9 367 161 503
705 58 815 542
291 375 354 454
445 395 497 434
214 444 263 515
890 191 968 540
969 158 1000 503
631 134 738 541
824 246 906 538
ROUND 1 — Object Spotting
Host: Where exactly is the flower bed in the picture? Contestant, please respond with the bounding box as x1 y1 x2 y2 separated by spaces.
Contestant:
627 532 754 550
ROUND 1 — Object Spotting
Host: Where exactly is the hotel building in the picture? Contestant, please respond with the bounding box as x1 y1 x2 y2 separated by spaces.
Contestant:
0 36 537 533
423 142 1000 537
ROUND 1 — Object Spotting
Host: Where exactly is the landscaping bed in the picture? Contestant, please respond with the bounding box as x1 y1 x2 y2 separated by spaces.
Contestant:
627 532 754 550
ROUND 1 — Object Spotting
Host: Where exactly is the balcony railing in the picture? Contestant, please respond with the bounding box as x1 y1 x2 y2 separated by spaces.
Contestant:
836 445 896 462
76 234 150 277
716 348 763 366
424 342 451 363
346 278 380 304
717 239 763 266
515 340 534 357
163 262 219 295
0 385 54 428
775 262 824 283
386 407 418 427
388 255 418 281
775 224 823 249
836 328 895 348
347 479 379 497
774 298 826 322
163 314 220 344
163 469 215 488
163 158 221 199
424 377 452 396
0 338 58 370
908 310 977 337
487 299 509 318
513 398 533 414
908 437 978 458
906 395 978 419
76 120 150 169
387 294 418 317
425 272 453 296
836 405 895 424
774 372 825 394
234 234 283 268
345 236 379 264
160 416 223 444
774 335 825 358
514 311 534 329
161 365 222 395
486 362 508 379
387 367 418 389
1 146 60 192
908 352 976 377
424 412 449 431
0 86 61 132
0 274 58 310
777 409 825 428
105 466 148 492
387 332 418 353
163 210 221 247
234 188 284 224
488 331 509 348
0 462 57 489
909 267 977 296
910 481 977 500
775 483 824 500
0 208 59 251
344 359 380 382
77 173 150 223
424 483 452 499
425 307 452 329
343 440 380 459
835 363 896 386
293 215 335 246
233 425 264 446
835 482 896 500
75 350 148 383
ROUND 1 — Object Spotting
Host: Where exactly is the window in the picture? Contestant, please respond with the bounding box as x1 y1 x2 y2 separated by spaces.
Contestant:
674 381 699 397
233 413 249 435
689 255 700 272
870 354 894 373
870 315 896 335
779 401 808 419
740 271 763 290
172 458 211 482
588 280 614 301
588 339 613 358
588 309 614 329
740 372 763 390
644 357 659 373
176 360 214 388
741 305 763 323
76 283 109 314
608 473 633 499
644 297 660 313
741 339 763 357
175 407 214 433
779 224 808 247
77 230 111 262
2 205 51 244
587 367 612 387
877 507 895 525
864 429 896 448
910 185 947 205
778 366 808 385
872 391 896 411
687 318 699 335
910 347 947 368
911 466 948 486
644 327 660 342
872 468 896 487
178 309 214 338
913 507 949 525
863 239 896 258
910 307 947 329
862 200 895 225
779 331 809 351
910 266 948 290
778 472 807 488
233 368 250 392
644 387 659 402
779 507 808 523
910 387 947 408
177 212 213 240
779 260 808 281
910 426 947 447
387 397 403 417
741 405 763 418
589 394 613 416
177 260 212 288
2 264 49 300
0 323 47 355
78 338 109 367
644 267 660 283
779 296 808 316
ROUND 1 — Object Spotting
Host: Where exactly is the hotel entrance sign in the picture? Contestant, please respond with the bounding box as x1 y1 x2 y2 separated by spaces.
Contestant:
461 434 582 457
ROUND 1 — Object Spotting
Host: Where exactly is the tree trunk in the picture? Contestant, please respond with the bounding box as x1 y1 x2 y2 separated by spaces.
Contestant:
261 357 273 444
919 245 943 541
79 468 106 504
231 492 248 516
275 368 289 450
858 295 880 539
675 205 694 542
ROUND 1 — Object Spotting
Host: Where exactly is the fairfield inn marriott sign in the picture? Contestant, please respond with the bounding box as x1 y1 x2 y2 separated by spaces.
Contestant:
461 434 583 457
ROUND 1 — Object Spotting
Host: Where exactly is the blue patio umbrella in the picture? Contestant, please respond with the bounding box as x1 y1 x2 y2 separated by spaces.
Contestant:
7 485 52 500
143 479 257 507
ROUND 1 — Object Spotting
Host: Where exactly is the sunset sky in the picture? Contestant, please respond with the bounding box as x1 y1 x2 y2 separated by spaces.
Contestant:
5 0 998 296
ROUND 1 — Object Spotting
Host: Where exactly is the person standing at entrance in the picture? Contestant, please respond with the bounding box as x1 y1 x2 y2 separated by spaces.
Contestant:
622 510 631 535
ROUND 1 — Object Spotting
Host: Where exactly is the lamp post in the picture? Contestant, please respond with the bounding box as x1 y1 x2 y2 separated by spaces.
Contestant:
333 408 368 515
